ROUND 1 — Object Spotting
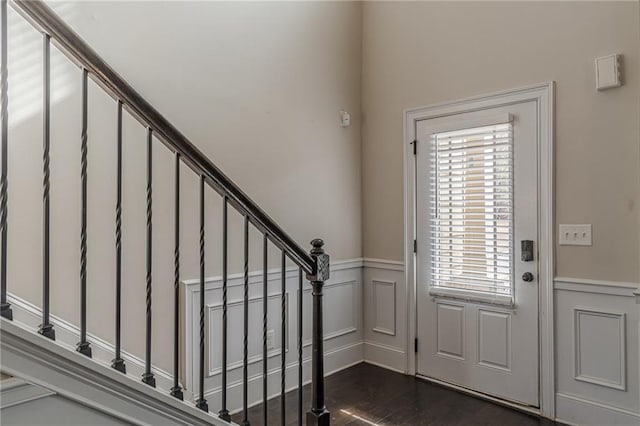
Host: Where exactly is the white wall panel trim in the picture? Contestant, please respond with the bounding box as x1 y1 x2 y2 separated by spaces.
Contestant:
205 292 289 377
0 378 55 409
203 341 364 414
555 392 640 426
363 258 405 271
555 277 639 297
184 258 367 289
371 279 397 336
302 280 359 346
363 340 407 374
573 308 627 391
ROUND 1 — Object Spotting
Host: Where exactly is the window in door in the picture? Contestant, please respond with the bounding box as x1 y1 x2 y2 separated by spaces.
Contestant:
429 123 514 300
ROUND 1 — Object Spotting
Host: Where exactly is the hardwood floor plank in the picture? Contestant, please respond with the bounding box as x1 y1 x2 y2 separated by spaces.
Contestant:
231 363 560 426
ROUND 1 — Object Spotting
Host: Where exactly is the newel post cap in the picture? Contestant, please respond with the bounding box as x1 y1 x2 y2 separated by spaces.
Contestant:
310 238 325 255
308 239 330 282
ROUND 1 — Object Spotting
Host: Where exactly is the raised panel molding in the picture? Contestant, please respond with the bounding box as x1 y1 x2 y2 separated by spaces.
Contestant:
477 309 511 372
206 293 288 377
573 308 626 391
0 379 55 409
371 279 396 336
436 303 465 360
302 280 358 346
185 261 363 411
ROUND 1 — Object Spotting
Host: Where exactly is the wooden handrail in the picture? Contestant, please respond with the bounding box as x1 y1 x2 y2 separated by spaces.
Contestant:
11 0 316 274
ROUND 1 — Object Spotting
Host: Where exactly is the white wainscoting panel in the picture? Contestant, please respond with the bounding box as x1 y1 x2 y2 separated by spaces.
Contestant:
363 259 407 373
573 308 626 391
206 293 288 377
372 279 396 336
554 277 640 425
184 260 363 413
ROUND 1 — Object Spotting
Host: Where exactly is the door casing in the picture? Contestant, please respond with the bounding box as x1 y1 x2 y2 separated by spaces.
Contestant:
402 82 555 418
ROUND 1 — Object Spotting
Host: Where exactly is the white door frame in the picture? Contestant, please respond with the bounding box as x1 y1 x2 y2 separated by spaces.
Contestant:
403 82 555 418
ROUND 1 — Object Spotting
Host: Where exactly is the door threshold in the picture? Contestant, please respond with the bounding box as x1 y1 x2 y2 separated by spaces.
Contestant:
416 374 542 417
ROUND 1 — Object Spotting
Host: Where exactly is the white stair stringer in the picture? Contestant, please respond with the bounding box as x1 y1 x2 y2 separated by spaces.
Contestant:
0 318 232 426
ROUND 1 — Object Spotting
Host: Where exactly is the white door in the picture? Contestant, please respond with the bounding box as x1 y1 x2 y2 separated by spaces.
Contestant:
416 100 539 407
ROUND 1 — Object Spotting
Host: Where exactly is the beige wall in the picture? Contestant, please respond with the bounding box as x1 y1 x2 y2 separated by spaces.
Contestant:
8 1 362 372
362 1 640 282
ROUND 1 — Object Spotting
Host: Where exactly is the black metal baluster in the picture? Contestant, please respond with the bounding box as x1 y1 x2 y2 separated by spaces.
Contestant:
76 68 91 357
195 175 208 412
298 267 303 426
0 0 11 321
306 239 330 426
262 233 268 426
280 251 286 426
170 152 183 400
111 100 125 373
241 215 250 426
218 195 230 420
141 128 155 387
38 33 54 340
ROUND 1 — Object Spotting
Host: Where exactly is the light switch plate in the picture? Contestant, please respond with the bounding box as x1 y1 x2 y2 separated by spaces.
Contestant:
559 224 592 246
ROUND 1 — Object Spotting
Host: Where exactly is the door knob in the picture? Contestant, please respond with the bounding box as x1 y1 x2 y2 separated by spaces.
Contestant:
522 272 534 282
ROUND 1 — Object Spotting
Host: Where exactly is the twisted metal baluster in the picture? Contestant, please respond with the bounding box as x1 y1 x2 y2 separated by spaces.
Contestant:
76 68 91 357
241 215 250 426
195 175 208 412
0 0 12 321
141 128 155 387
170 152 183 400
262 233 268 426
281 251 286 426
298 267 303 426
218 195 230 420
111 100 125 373
38 33 54 340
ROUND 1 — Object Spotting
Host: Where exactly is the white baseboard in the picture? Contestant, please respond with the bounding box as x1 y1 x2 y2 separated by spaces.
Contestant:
208 341 364 415
555 393 640 426
363 340 406 374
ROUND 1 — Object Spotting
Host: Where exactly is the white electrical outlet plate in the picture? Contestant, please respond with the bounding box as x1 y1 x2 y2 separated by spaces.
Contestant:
559 224 592 246
266 329 275 350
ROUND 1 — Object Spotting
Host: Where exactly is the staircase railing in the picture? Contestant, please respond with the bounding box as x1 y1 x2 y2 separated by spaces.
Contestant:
0 0 330 424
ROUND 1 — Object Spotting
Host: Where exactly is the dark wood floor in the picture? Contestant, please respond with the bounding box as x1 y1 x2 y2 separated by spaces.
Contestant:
232 363 559 426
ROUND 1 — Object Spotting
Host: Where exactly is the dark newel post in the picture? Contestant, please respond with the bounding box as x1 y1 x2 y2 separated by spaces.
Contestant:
306 239 330 426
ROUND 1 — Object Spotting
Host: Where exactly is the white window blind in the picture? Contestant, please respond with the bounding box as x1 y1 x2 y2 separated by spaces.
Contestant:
429 123 514 298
